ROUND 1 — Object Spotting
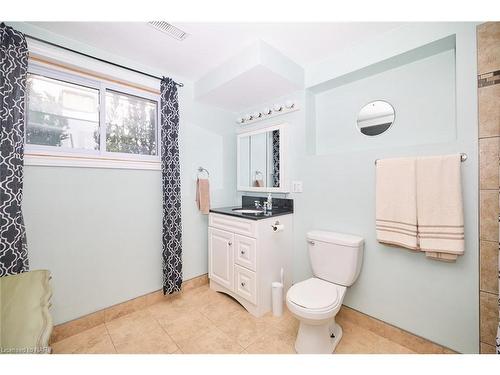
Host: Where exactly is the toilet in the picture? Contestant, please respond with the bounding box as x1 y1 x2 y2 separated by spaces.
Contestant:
286 230 364 354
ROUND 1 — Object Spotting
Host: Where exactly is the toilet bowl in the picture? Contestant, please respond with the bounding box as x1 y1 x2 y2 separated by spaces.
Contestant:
286 230 364 354
287 277 346 353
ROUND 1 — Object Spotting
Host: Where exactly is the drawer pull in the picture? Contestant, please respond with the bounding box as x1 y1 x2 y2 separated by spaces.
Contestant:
240 250 245 255
228 241 232 246
241 282 246 287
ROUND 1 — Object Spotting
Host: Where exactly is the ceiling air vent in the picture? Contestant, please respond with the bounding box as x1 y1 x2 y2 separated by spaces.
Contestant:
148 21 189 41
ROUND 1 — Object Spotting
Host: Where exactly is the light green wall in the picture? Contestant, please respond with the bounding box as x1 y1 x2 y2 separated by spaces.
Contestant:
239 23 479 353
12 22 480 353
306 23 478 354
23 96 237 325
11 22 238 324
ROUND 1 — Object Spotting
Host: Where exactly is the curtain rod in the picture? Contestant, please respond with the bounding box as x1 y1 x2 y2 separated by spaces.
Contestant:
24 34 184 87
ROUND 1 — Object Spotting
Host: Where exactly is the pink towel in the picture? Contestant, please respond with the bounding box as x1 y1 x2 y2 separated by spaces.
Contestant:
196 178 210 215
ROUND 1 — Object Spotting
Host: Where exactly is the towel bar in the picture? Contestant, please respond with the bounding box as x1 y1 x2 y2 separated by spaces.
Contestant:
374 153 467 165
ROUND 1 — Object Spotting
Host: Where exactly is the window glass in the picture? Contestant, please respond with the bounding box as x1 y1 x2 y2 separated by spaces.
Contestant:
105 90 158 156
26 74 100 150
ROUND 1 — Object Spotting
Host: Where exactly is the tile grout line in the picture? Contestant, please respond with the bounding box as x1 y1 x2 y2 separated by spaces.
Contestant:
478 135 500 140
197 299 247 352
149 283 214 353
103 322 118 354
176 290 246 353
205 313 245 351
480 290 499 296
150 308 181 354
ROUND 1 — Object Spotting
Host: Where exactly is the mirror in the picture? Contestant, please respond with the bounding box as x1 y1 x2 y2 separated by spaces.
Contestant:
237 124 285 192
356 100 395 136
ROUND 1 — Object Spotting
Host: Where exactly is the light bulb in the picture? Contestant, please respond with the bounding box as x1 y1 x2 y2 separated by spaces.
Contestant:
285 100 295 109
262 107 271 115
273 104 283 112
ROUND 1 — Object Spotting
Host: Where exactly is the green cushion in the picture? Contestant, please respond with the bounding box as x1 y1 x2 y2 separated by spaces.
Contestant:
0 270 53 354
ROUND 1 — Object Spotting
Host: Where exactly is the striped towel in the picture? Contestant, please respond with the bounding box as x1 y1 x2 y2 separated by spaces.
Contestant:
416 154 464 261
375 157 418 251
376 154 464 261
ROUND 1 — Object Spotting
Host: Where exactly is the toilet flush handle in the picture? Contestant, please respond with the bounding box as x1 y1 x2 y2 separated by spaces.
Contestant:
307 240 315 245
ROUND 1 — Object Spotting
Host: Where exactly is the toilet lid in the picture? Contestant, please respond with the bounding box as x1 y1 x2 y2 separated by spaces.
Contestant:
287 278 345 311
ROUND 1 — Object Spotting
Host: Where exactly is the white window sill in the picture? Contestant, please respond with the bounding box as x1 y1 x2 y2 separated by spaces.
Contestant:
25 153 161 171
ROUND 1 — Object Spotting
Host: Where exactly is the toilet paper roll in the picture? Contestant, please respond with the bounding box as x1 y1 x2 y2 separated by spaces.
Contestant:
272 224 285 232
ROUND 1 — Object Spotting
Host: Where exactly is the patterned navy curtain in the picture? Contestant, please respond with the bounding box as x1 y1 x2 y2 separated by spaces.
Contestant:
272 130 280 187
0 23 29 277
160 77 182 294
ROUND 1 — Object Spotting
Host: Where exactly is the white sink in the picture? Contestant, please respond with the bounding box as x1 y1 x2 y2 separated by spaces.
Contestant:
232 208 264 214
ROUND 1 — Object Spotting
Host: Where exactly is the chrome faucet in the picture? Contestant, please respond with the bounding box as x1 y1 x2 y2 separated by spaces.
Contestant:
254 200 262 209
266 193 273 211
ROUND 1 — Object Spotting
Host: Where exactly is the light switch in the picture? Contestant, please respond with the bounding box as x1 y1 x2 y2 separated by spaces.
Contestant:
292 181 303 193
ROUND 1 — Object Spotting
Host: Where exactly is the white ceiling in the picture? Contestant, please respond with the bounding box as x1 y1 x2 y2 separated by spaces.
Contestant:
29 22 404 81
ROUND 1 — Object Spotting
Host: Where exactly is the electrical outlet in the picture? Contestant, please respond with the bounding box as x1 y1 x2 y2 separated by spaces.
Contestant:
292 181 303 193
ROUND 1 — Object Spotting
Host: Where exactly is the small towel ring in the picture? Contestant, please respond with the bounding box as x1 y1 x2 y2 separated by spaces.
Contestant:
197 167 209 178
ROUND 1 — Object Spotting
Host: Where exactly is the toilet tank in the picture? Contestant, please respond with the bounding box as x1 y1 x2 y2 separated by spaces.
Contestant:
307 230 364 286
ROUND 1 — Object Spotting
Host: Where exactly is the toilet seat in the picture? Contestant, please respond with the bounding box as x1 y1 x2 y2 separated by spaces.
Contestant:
286 278 346 320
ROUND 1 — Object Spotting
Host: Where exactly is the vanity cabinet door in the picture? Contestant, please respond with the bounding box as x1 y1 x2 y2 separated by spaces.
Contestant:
208 228 234 291
234 234 256 271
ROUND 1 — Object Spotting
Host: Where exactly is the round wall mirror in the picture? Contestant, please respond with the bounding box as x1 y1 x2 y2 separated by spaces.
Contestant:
356 100 395 136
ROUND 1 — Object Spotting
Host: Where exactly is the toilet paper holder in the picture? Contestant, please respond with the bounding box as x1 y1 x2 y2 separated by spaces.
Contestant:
271 221 284 232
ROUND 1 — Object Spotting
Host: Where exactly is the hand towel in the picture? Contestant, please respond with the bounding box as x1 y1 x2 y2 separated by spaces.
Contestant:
416 154 464 260
376 157 418 250
254 179 264 187
196 178 210 215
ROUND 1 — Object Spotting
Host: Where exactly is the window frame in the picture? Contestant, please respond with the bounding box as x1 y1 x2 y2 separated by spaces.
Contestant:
25 63 161 169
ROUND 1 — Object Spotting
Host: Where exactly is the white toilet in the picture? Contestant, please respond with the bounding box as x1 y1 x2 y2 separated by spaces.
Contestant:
286 230 364 354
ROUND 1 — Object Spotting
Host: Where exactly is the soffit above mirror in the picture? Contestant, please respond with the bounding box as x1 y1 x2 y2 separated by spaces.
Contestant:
194 41 304 111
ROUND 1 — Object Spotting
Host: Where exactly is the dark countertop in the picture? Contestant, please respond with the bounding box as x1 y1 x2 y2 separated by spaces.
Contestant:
209 206 293 221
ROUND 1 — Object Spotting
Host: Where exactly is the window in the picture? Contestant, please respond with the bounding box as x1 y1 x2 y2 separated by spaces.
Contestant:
27 75 100 150
105 90 157 156
25 64 160 169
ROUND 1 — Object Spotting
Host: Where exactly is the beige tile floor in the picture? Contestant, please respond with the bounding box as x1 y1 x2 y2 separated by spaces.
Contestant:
51 284 417 354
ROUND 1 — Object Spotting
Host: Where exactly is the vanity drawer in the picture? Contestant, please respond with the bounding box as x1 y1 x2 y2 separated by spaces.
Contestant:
209 213 257 238
234 265 257 305
234 235 256 271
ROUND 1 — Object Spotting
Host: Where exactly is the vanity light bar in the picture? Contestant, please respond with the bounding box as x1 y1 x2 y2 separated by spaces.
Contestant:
236 100 299 125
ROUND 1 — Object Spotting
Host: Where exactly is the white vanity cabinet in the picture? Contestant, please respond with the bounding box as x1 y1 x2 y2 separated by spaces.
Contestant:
208 212 293 317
